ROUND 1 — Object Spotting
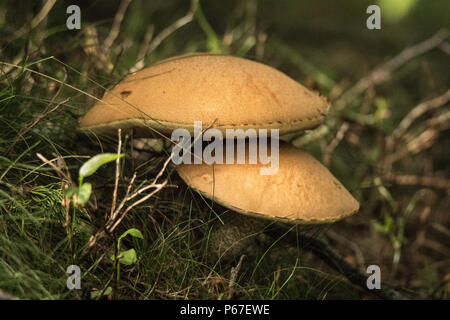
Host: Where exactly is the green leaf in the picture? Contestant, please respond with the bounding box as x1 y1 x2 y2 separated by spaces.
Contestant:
76 182 92 206
79 153 124 180
117 228 144 251
372 216 393 235
119 228 144 242
118 248 137 266
374 177 397 211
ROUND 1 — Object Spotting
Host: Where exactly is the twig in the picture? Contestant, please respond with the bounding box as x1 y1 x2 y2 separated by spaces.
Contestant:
255 31 267 60
103 0 133 51
110 172 137 222
108 181 168 232
265 224 408 300
227 254 245 299
427 109 450 128
129 0 199 72
147 0 198 54
335 29 448 110
110 129 122 217
125 153 174 202
36 153 69 182
387 128 440 165
384 89 450 173
84 149 172 254
392 89 450 140
323 122 349 166
386 174 450 190
10 0 56 41
439 41 450 55
129 25 155 73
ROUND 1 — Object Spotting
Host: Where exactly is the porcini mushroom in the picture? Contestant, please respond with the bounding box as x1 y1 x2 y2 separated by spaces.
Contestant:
79 53 329 136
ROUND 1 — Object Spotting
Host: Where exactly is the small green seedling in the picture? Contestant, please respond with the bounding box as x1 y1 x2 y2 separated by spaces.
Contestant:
65 153 123 207
111 228 144 282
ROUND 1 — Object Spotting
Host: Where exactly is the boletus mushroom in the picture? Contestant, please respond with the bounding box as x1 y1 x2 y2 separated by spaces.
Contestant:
78 53 359 263
177 141 359 224
177 141 359 261
79 53 329 136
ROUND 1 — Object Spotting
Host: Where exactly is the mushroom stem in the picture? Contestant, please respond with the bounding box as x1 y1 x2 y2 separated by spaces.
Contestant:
208 213 268 263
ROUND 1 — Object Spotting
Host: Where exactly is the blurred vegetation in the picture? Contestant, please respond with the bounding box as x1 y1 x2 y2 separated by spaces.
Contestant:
0 0 449 300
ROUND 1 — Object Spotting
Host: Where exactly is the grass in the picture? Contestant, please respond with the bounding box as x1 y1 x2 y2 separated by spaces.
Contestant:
0 0 449 300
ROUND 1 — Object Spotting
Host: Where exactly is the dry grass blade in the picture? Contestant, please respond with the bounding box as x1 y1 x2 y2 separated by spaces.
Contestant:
6 98 69 155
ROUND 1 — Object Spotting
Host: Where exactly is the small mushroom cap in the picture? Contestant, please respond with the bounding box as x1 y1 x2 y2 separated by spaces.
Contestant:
79 53 329 136
177 142 359 224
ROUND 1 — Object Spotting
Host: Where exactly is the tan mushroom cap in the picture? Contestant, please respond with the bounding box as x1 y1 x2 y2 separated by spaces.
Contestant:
177 142 359 224
79 53 329 136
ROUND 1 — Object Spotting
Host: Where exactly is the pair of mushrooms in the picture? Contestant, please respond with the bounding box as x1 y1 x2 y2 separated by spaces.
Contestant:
80 53 360 258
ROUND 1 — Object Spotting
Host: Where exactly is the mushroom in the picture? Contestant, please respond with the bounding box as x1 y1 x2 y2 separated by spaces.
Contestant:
177 141 359 224
177 141 359 261
79 53 329 136
78 53 359 263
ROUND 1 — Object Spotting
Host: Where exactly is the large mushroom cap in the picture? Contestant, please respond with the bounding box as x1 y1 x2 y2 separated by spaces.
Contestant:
79 53 329 136
177 142 359 224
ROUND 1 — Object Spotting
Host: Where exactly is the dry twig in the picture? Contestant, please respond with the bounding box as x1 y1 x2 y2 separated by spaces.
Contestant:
335 29 448 110
227 254 245 299
323 122 350 166
392 89 450 140
103 0 133 51
384 89 450 172
84 134 172 254
10 0 56 41
130 25 155 73
130 0 199 72
386 174 450 191
110 128 123 217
